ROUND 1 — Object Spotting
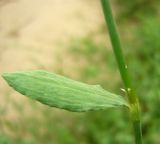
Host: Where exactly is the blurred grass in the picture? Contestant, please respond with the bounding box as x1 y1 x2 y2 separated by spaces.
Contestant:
116 0 160 20
1 0 160 144
126 16 160 143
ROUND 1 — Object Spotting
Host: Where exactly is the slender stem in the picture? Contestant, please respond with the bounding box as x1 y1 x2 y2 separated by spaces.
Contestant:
100 0 134 103
100 0 142 143
133 120 143 144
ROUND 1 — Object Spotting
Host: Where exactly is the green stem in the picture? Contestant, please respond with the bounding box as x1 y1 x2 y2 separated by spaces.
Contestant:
100 0 142 143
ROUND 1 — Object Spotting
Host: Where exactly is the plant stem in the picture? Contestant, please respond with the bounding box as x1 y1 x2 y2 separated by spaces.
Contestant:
100 0 142 143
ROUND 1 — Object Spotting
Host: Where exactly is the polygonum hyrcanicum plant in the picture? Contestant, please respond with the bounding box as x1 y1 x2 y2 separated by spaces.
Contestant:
2 0 142 143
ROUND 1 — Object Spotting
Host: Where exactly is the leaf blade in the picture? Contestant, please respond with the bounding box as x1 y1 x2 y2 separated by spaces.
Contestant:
2 70 129 112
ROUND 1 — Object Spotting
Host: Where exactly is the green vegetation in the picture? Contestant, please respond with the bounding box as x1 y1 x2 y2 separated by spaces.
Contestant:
1 0 160 144
101 0 142 143
116 0 160 19
2 70 128 112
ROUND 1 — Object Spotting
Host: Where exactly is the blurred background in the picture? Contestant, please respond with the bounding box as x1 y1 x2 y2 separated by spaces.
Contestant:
0 0 160 143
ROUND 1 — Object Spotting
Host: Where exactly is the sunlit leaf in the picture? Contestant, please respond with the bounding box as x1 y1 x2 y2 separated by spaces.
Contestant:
2 70 129 112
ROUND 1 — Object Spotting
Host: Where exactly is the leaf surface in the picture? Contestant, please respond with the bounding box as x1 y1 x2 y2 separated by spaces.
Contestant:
2 70 129 112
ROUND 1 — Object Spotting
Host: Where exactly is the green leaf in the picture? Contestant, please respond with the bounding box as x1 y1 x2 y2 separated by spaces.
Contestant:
2 70 129 112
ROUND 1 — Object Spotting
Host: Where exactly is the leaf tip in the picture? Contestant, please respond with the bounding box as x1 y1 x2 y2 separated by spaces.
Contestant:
2 72 17 85
2 72 11 81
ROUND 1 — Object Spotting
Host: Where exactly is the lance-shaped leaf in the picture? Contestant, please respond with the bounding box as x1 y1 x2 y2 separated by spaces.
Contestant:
2 70 129 112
